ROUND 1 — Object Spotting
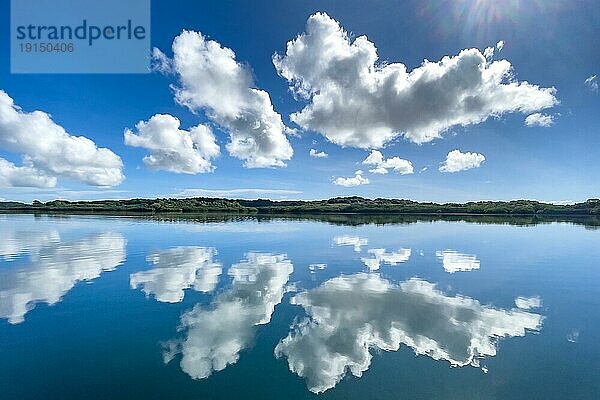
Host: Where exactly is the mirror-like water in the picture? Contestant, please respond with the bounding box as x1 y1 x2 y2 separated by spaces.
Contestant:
1 214 598 399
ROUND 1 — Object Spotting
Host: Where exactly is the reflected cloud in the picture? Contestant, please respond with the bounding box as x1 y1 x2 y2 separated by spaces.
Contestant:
361 248 411 271
515 296 542 310
333 235 368 252
308 263 327 273
566 330 579 343
130 247 222 303
436 250 480 273
0 232 126 324
275 273 542 393
163 253 293 379
0 227 60 261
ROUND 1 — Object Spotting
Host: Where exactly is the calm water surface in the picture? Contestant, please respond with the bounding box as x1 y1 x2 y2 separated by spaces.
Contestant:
1 214 598 399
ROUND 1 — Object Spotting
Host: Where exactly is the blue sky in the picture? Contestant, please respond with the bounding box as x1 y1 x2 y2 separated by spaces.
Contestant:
0 0 598 203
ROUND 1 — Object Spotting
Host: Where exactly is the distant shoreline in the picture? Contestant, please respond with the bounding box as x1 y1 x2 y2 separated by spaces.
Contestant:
1 196 598 217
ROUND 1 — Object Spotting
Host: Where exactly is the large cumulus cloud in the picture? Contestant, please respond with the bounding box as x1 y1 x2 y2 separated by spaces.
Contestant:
124 114 220 174
273 13 558 148
154 31 293 168
0 90 124 187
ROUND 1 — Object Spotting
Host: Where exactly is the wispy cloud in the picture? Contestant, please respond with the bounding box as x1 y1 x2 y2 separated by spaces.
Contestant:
0 188 131 202
585 75 598 92
175 188 302 199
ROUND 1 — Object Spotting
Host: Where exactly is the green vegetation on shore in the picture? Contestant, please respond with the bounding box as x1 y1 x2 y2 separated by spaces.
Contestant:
1 196 599 216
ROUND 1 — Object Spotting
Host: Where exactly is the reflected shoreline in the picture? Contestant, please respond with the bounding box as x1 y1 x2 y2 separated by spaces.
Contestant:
2 210 599 229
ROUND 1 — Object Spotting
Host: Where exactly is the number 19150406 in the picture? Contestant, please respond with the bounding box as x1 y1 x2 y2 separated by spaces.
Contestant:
19 42 74 52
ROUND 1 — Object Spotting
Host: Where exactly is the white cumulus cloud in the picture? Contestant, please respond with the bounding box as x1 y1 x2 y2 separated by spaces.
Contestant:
0 90 124 187
362 150 413 174
309 148 328 158
154 31 293 168
333 170 369 187
275 273 543 393
273 13 557 148
524 113 554 127
0 158 57 188
124 114 219 174
439 149 485 173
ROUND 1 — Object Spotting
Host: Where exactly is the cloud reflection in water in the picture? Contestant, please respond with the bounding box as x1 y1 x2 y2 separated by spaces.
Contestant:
0 228 61 261
333 235 368 252
0 232 126 324
361 248 411 271
130 247 222 303
163 253 293 379
436 250 481 273
275 273 543 393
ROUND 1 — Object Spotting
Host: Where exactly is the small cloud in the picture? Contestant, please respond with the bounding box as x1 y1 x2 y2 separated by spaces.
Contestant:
362 150 414 175
309 148 328 158
525 113 554 127
333 170 369 187
439 150 485 173
585 75 598 92
496 40 505 51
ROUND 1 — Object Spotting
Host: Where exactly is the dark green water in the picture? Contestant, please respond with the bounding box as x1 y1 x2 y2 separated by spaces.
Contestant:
1 214 598 399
